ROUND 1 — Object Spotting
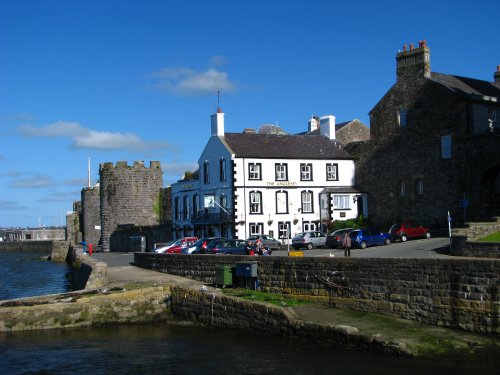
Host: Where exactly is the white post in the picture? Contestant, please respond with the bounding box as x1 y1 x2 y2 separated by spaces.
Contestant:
447 211 452 251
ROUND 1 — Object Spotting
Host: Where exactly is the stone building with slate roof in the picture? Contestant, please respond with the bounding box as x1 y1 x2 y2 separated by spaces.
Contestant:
349 41 500 228
171 109 366 242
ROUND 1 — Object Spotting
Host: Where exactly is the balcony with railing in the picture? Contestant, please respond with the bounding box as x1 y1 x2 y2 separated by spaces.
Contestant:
191 210 235 225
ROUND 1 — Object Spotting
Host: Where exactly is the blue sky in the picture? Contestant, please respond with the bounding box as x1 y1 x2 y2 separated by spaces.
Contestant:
1 0 499 228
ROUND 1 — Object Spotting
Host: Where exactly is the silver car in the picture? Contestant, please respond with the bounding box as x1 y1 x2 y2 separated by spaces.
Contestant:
292 231 327 250
246 234 282 250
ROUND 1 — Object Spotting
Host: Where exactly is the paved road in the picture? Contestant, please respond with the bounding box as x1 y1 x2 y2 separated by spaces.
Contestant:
93 237 451 267
273 237 451 258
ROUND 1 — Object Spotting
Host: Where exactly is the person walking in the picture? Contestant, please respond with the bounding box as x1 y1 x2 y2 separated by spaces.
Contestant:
342 232 351 257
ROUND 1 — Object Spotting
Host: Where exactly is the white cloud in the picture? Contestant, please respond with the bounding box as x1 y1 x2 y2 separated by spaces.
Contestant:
9 174 56 189
210 55 228 66
161 161 198 184
38 192 72 203
150 66 236 96
64 177 88 186
0 199 27 211
17 121 169 152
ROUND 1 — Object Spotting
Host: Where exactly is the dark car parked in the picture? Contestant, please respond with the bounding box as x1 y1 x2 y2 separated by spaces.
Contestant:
389 222 431 242
188 237 226 254
326 228 354 248
206 239 251 255
349 228 391 249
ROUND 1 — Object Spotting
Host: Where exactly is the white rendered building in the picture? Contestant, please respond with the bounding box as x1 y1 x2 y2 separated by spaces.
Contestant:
171 108 367 242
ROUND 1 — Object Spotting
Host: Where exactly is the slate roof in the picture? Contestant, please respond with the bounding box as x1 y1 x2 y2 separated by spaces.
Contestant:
222 132 352 159
430 72 500 99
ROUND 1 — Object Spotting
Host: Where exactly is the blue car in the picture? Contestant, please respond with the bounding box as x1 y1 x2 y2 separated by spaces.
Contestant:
349 228 391 249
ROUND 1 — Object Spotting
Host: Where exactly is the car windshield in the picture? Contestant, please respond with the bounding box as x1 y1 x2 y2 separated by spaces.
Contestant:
295 233 306 238
247 236 259 240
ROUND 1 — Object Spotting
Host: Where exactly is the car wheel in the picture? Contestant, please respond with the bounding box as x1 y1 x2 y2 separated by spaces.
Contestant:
384 238 391 245
401 234 408 242
425 232 431 239
306 243 313 250
360 241 367 249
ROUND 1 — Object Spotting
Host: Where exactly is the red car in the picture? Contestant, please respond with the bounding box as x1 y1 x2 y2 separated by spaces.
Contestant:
164 237 198 254
389 222 431 242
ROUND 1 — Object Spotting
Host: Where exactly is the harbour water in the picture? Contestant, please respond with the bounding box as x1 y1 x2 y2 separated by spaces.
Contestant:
0 252 498 374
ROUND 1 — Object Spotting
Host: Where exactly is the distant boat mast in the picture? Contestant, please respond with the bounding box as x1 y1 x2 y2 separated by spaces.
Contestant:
88 156 91 188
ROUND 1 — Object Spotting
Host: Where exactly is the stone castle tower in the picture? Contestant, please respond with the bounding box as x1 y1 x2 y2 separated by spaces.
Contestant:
99 161 163 252
81 186 101 246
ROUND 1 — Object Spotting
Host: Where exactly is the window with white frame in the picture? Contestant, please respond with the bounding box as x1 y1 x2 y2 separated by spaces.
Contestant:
301 190 313 213
441 135 452 159
250 191 262 214
415 179 424 195
398 108 407 127
219 158 226 181
249 223 263 236
220 194 227 209
276 191 288 214
278 221 291 239
303 221 316 232
203 161 210 184
249 163 261 180
192 195 199 215
326 163 338 181
333 195 350 210
399 181 406 196
275 163 288 181
174 197 180 220
488 107 497 122
300 163 313 181
183 196 190 219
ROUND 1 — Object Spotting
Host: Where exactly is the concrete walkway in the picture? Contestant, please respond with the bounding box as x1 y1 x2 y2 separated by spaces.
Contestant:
92 252 203 288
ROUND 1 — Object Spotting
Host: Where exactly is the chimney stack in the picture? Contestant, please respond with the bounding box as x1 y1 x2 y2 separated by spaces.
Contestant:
308 116 319 132
396 40 431 80
319 115 336 140
495 65 500 83
211 107 224 137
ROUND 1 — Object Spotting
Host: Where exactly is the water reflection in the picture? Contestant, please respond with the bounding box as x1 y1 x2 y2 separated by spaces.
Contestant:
1 323 497 374
0 253 71 300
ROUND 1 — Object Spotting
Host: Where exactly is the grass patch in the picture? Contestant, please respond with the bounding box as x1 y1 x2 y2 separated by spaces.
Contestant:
221 289 311 308
478 231 500 242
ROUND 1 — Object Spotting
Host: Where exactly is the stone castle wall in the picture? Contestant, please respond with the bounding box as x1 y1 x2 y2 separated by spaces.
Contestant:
134 253 500 334
99 161 163 252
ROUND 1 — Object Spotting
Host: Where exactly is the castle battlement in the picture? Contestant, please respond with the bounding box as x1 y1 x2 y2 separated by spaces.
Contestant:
100 161 161 171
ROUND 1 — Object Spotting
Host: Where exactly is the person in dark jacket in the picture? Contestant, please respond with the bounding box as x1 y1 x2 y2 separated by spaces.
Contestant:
342 232 351 257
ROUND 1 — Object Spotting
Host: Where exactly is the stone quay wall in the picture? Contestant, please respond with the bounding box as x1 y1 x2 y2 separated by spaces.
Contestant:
169 286 391 354
451 236 500 258
0 285 172 332
0 240 69 262
134 253 500 334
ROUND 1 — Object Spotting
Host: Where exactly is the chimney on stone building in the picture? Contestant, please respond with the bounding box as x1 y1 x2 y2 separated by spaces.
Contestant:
211 107 224 137
396 40 431 79
308 116 319 132
319 115 336 140
494 65 500 83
